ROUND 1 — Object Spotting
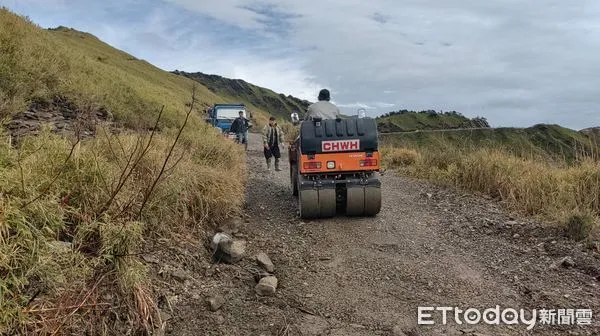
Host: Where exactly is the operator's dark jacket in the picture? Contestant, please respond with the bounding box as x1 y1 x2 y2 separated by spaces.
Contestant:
230 117 249 133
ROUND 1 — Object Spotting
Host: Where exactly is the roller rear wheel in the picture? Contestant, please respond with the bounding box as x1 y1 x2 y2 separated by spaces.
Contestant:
299 189 319 219
364 186 382 216
346 187 365 216
318 189 336 218
346 185 381 217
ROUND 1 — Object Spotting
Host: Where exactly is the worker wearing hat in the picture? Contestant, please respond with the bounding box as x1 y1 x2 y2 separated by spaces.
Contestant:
262 116 285 171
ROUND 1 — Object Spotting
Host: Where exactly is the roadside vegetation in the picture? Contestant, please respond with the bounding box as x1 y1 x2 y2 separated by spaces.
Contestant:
279 121 299 144
381 139 600 243
1 8 246 334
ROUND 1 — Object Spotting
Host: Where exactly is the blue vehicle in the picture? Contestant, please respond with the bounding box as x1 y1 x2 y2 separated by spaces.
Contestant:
206 104 248 135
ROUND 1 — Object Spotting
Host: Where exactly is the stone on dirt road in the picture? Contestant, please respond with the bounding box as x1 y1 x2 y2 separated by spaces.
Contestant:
222 240 246 262
256 252 275 272
255 276 278 296
559 256 575 268
561 256 575 268
170 268 190 282
206 295 225 312
210 233 246 263
210 232 231 250
550 256 575 270
160 310 172 322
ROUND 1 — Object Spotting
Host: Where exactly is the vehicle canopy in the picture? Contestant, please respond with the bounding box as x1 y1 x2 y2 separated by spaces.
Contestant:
209 104 247 132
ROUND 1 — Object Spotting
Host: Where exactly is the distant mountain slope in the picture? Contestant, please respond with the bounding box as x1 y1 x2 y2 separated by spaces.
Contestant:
376 110 490 133
173 71 311 121
581 127 600 145
381 123 599 163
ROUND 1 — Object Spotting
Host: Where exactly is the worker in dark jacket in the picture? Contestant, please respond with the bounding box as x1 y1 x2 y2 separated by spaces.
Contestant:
230 110 250 150
262 116 285 171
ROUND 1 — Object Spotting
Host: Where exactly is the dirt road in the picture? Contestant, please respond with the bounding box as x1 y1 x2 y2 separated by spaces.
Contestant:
159 133 600 336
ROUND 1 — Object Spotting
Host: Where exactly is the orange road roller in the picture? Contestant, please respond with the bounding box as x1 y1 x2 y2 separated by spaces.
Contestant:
288 116 382 219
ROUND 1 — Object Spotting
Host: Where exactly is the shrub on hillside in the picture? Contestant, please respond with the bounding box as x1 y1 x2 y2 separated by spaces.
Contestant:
565 211 597 241
384 147 420 167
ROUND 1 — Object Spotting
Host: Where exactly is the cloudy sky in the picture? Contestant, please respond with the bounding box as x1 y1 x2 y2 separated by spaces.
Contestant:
2 0 599 129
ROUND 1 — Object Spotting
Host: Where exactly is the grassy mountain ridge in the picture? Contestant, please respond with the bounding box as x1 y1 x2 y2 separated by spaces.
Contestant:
1 18 284 132
382 123 600 241
173 71 311 122
381 123 599 163
376 110 490 133
2 14 216 129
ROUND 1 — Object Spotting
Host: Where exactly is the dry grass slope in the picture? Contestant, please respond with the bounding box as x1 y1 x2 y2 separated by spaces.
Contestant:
1 8 247 334
2 12 216 129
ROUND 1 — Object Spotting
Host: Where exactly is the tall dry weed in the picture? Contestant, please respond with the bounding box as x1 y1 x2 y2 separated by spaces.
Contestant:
384 145 600 240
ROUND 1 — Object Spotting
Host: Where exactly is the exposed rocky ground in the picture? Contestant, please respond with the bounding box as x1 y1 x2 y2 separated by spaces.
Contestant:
5 96 112 139
144 133 600 336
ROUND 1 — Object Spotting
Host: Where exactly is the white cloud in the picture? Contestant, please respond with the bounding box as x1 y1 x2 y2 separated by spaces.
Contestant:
163 0 265 30
4 0 600 128
163 0 600 128
337 102 375 110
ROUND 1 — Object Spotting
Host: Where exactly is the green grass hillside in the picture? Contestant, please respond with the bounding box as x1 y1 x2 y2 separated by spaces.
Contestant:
1 21 282 129
381 124 599 163
173 71 311 123
2 22 215 129
376 110 490 133
0 8 249 334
